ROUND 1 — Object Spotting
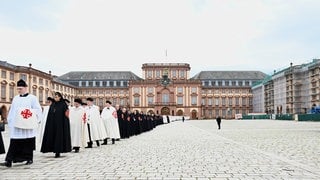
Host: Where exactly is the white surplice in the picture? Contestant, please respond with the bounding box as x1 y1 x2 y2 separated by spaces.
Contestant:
7 94 42 139
69 106 88 147
101 106 120 139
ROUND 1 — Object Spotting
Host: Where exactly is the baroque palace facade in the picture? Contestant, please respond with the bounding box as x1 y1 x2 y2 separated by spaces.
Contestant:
0 61 266 120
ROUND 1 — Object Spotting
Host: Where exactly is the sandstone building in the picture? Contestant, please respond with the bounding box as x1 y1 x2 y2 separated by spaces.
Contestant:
0 61 266 120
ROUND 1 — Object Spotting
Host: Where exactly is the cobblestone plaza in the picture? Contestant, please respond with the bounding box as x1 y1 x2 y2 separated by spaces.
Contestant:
1 120 319 179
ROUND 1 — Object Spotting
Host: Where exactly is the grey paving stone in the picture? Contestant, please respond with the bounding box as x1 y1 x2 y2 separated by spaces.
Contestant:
0 120 319 179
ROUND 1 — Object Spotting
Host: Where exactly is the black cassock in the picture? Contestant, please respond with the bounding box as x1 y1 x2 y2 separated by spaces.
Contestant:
0 132 5 154
41 100 72 154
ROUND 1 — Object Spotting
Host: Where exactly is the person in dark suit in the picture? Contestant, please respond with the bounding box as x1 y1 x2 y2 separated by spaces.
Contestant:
216 116 221 130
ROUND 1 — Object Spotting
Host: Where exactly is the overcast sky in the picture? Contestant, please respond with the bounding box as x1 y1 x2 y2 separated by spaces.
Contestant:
0 0 319 77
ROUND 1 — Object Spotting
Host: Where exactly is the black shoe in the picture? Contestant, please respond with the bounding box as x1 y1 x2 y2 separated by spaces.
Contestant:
73 147 80 152
102 139 108 145
85 142 93 148
25 160 33 165
0 161 12 167
55 153 60 158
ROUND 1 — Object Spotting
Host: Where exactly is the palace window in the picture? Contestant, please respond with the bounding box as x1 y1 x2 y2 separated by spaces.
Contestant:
1 85 6 100
9 85 14 100
156 70 160 78
201 98 205 105
33 76 37 83
191 87 197 93
134 97 140 105
147 71 152 78
1 70 6 78
99 98 103 107
228 97 233 105
134 87 140 94
177 96 183 105
120 98 125 106
215 98 219 106
180 70 185 78
191 96 197 105
222 97 226 105
172 70 177 78
148 87 153 94
162 93 169 104
10 72 14 80
39 78 43 85
242 97 247 105
20 74 27 81
148 97 153 105
32 88 37 96
39 89 43 104
235 97 239 105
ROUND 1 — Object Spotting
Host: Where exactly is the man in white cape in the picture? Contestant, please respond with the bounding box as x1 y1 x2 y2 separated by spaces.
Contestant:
101 100 120 144
1 79 42 167
69 98 88 152
84 97 107 148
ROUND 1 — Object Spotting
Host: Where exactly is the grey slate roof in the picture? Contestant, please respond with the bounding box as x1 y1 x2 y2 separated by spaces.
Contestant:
59 71 143 81
0 60 17 69
191 71 267 80
53 76 76 87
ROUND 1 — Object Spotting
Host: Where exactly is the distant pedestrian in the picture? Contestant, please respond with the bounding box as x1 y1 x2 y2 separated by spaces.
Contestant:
216 116 221 130
182 116 185 122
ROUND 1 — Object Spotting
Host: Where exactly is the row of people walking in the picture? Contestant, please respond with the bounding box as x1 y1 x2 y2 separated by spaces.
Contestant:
0 79 164 168
117 106 164 140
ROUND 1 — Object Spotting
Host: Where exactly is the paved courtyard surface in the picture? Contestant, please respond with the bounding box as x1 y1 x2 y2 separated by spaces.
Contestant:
0 119 320 180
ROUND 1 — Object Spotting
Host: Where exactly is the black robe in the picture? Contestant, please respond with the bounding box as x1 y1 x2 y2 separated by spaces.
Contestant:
40 100 72 154
0 108 4 154
0 132 5 154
